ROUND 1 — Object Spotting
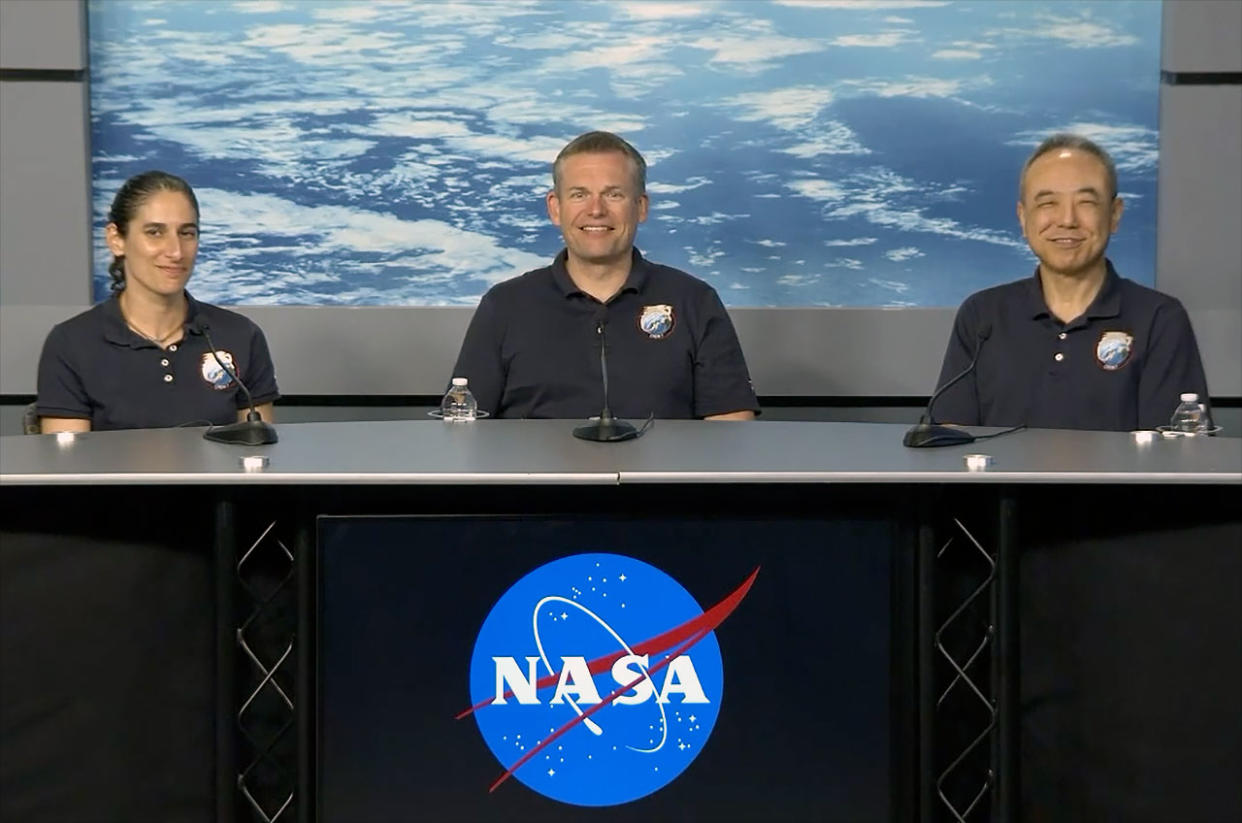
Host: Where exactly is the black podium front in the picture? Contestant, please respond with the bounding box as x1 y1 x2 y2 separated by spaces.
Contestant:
316 510 908 822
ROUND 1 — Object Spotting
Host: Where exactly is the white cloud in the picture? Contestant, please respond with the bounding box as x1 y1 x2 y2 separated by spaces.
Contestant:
831 31 916 48
311 4 384 22
232 1 289 13
484 95 649 132
777 273 820 286
242 23 405 63
830 201 1024 249
1008 123 1159 174
647 176 712 194
885 246 925 261
931 49 983 60
449 134 566 165
556 37 668 70
788 179 847 201
824 237 877 247
192 188 548 303
365 115 474 140
1034 14 1139 49
824 167 1027 250
870 277 910 292
688 33 824 67
991 14 1139 50
684 212 750 226
842 75 978 98
618 2 710 19
493 32 579 50
774 1 948 8
783 122 870 157
723 86 834 131
386 1 546 31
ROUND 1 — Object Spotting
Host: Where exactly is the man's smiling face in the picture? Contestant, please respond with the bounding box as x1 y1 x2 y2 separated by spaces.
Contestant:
547 150 648 271
1018 148 1123 279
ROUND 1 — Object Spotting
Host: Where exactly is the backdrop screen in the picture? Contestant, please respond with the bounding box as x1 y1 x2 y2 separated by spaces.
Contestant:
317 515 904 821
89 1 1160 308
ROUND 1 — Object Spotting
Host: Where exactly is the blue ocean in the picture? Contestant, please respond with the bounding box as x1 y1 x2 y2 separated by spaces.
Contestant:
88 0 1161 307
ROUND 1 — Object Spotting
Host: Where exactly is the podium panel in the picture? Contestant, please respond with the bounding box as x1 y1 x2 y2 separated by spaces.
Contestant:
317 515 910 822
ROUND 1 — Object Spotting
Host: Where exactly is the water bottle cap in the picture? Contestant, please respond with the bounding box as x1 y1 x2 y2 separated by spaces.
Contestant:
1180 392 1198 401
451 377 468 387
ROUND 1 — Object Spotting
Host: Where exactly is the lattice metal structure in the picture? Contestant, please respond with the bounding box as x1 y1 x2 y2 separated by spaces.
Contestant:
924 501 1008 823
236 519 298 823
933 516 998 822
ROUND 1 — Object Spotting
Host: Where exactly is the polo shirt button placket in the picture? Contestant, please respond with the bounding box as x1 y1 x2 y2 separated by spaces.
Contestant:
1048 327 1066 376
161 347 175 383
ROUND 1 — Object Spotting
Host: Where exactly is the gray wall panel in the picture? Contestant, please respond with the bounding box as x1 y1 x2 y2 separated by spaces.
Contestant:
0 0 84 71
1157 86 1242 312
1156 85 1242 396
1162 0 1242 74
0 81 91 306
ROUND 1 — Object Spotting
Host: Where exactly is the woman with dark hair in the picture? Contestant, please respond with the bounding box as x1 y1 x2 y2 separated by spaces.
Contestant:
36 170 279 432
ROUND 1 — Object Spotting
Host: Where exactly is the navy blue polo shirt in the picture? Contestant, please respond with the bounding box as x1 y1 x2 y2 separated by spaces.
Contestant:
934 262 1210 431
451 249 758 419
37 293 279 431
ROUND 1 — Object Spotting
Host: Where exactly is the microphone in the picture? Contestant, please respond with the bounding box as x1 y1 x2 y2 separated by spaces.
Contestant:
903 324 991 448
573 316 641 443
197 318 279 446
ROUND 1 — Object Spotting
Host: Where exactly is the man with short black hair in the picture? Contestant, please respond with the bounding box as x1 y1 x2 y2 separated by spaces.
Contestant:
451 131 758 420
932 133 1209 431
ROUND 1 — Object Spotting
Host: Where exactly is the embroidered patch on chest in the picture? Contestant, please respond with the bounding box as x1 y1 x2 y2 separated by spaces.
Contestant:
201 350 239 389
638 304 675 339
1095 331 1134 371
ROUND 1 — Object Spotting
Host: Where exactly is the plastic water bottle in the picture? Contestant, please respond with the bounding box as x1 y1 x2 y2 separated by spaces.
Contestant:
1169 392 1204 434
440 377 478 422
1196 400 1214 434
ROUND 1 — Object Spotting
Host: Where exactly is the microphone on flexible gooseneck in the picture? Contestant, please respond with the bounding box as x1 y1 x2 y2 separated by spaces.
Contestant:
197 319 279 446
902 324 991 448
573 316 641 443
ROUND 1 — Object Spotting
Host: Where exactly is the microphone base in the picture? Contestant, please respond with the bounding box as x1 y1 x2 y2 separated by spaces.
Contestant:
203 420 279 446
903 423 976 448
573 418 639 443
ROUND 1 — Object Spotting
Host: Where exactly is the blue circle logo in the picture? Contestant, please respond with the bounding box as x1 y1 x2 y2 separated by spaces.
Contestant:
461 554 755 806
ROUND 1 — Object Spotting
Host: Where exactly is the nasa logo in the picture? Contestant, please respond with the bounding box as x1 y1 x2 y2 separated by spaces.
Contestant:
460 553 757 806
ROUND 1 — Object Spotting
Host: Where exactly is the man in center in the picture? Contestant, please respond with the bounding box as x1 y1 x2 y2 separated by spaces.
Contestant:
451 131 759 420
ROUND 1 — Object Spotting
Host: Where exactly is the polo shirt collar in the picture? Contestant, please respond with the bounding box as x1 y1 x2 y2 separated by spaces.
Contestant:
1025 259 1123 324
184 292 208 336
550 248 650 299
101 290 206 348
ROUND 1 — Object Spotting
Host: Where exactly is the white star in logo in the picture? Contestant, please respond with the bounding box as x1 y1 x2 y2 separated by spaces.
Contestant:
548 768 555 777
689 714 697 723
619 573 627 582
560 611 568 620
